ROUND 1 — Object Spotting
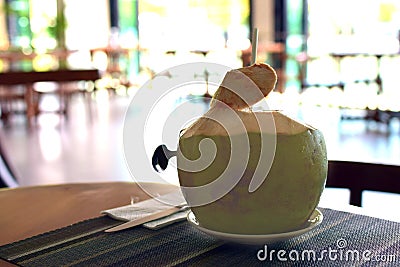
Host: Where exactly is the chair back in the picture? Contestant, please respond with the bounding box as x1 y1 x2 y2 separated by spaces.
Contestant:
326 160 400 207
0 140 18 188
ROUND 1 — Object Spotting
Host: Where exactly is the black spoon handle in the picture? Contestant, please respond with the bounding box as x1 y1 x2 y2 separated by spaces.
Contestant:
152 144 177 172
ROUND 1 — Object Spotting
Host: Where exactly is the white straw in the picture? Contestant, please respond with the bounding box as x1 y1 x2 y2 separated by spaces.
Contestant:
251 28 259 64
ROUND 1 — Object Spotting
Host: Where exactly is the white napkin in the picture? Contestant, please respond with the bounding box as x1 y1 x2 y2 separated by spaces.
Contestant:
101 189 189 230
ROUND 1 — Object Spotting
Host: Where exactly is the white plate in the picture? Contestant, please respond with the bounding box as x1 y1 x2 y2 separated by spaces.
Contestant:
187 209 323 245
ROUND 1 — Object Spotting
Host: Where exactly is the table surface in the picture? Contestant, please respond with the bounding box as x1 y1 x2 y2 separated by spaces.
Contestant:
0 182 177 246
0 182 399 266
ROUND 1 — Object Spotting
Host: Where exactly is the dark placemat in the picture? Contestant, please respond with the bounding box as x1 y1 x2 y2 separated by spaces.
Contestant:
0 208 399 267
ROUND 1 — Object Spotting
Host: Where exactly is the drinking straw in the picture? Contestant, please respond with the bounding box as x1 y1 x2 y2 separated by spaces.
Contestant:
251 28 259 64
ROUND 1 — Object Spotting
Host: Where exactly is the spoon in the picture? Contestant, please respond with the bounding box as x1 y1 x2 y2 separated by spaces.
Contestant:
152 144 176 172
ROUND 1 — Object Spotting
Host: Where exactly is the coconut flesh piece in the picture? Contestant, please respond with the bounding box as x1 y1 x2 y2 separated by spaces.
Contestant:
210 63 278 110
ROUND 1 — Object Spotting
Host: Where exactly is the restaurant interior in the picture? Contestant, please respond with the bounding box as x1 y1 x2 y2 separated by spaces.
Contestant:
1 1 400 265
1 0 400 225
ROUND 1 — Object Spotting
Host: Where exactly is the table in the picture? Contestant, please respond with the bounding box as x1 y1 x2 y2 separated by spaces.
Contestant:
330 52 400 124
300 52 400 124
0 69 100 126
0 49 77 67
329 52 400 91
0 182 177 246
90 47 133 73
0 182 399 266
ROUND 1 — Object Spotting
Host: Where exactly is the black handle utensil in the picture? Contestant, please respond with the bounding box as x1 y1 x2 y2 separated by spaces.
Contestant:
152 144 177 172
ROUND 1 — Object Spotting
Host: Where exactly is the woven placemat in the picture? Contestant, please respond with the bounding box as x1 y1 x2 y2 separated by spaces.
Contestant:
0 208 399 266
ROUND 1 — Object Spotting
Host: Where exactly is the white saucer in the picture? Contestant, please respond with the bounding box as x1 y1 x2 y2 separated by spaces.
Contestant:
187 209 323 245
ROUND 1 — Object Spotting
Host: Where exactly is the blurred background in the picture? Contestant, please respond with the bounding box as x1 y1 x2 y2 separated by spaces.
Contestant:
0 0 400 219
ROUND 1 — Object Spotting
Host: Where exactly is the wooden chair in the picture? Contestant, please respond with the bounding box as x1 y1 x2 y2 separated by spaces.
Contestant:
33 81 93 120
326 160 400 207
0 85 27 123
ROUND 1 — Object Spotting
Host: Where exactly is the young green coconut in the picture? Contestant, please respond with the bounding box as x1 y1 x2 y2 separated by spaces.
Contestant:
177 63 328 235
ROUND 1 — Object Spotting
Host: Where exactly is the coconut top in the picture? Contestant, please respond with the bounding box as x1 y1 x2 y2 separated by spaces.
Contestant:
181 63 313 138
181 109 313 138
210 63 277 110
